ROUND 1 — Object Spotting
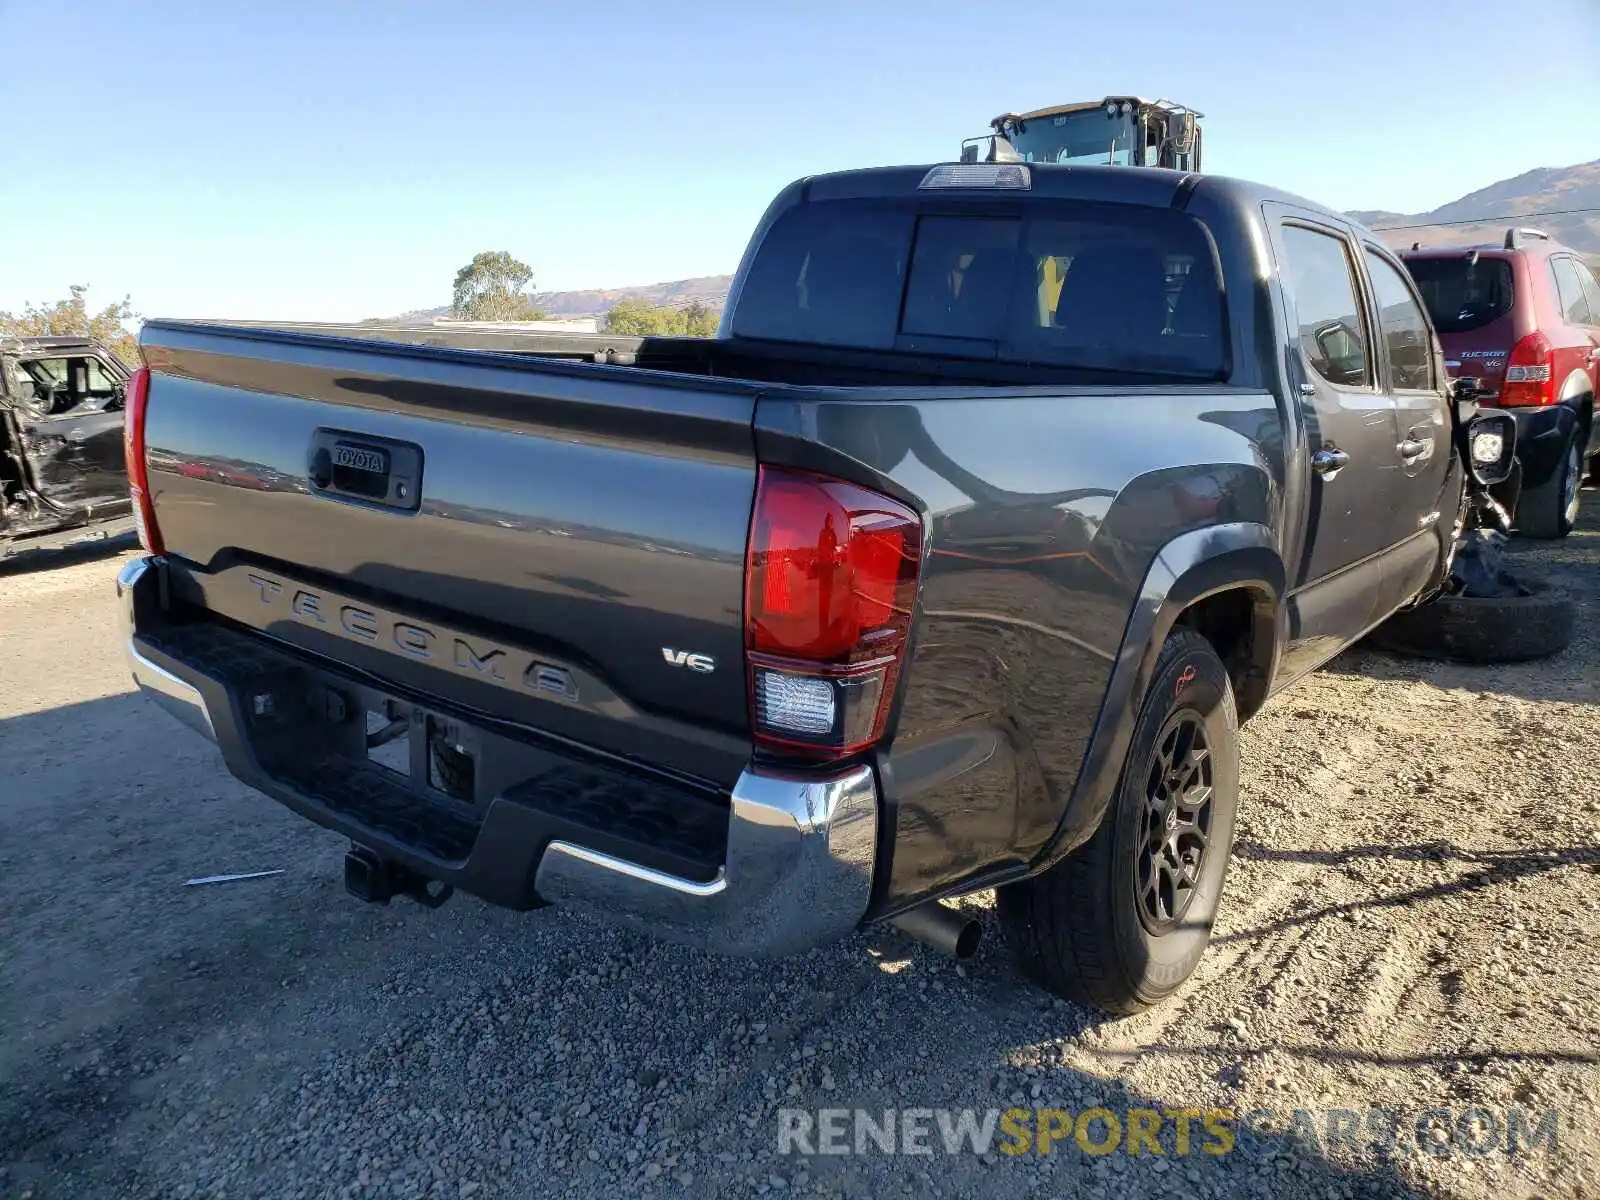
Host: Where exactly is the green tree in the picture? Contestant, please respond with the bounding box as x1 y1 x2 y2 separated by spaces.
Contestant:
451 251 547 322
602 298 672 335
0 285 142 366
682 301 720 337
602 299 721 337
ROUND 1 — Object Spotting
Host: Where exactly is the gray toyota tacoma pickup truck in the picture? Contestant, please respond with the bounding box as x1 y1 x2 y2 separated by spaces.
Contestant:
119 162 1514 1013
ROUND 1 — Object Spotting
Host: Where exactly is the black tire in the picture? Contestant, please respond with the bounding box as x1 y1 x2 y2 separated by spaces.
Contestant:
997 628 1239 1015
429 737 475 799
1369 579 1575 663
1516 434 1581 539
1588 452 1600 489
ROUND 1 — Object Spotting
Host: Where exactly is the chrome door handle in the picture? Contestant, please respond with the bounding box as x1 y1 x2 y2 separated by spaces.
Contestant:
1311 448 1350 477
1399 437 1429 459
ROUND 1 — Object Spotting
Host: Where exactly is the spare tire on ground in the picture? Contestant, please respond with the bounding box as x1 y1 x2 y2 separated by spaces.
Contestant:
1370 578 1575 663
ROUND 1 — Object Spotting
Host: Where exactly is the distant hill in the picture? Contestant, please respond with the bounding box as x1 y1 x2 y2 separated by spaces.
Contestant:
389 161 1600 324
1351 159 1600 258
395 274 734 323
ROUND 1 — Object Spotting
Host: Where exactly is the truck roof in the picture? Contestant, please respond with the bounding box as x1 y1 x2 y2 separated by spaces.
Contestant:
1002 97 1144 122
794 163 1360 233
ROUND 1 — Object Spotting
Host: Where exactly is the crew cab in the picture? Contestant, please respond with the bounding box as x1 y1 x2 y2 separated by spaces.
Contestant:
2 336 135 556
1402 230 1600 538
118 163 1510 1013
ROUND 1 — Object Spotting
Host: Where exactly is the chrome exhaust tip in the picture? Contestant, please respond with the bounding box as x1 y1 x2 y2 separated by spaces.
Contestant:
889 902 983 961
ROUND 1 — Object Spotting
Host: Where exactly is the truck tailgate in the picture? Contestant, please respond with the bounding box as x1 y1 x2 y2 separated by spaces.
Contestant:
139 322 758 786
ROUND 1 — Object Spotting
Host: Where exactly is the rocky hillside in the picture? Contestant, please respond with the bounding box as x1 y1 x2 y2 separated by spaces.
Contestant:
1351 159 1600 256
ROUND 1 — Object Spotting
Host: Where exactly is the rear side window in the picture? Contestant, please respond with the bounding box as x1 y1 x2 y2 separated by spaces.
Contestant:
733 198 1226 378
1578 261 1600 325
1551 258 1595 326
1364 250 1436 391
1403 256 1515 334
1280 226 1370 388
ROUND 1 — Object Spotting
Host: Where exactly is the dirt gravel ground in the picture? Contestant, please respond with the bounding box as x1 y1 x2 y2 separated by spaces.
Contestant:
2 499 1597 1200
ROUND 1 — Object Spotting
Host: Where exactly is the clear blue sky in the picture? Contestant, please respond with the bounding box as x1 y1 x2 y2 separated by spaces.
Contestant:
2 0 1596 322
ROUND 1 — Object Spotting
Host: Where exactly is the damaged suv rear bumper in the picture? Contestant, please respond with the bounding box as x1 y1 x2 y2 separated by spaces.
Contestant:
118 555 879 957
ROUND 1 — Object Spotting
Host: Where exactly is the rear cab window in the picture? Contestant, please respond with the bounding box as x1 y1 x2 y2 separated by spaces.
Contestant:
1403 255 1516 334
732 197 1228 379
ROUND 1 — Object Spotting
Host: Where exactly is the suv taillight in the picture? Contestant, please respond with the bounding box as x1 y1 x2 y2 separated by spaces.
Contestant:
123 366 165 554
744 467 923 760
1499 331 1555 407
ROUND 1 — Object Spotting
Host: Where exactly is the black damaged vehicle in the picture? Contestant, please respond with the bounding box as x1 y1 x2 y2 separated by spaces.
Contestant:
119 162 1525 1013
1 336 136 557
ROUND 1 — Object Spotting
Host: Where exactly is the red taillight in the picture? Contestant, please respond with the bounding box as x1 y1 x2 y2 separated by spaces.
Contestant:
123 366 165 554
745 467 923 759
1499 331 1555 407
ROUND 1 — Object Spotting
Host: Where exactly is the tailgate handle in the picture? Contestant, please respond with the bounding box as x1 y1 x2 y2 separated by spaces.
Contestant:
308 429 424 512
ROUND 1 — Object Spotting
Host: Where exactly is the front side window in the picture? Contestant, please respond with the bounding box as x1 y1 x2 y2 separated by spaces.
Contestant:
1365 250 1436 391
80 357 122 397
1280 226 1370 388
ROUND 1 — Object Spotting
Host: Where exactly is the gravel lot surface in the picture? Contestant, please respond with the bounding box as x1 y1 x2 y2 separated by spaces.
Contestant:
2 503 1597 1200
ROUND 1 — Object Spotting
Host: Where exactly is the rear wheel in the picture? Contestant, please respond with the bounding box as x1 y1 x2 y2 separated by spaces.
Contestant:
1517 435 1581 539
997 629 1239 1014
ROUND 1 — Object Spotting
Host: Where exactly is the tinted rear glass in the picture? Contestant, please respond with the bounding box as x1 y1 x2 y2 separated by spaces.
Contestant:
1403 256 1515 334
733 198 1226 379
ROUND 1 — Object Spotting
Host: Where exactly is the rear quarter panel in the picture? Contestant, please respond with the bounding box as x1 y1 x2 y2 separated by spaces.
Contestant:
756 384 1284 909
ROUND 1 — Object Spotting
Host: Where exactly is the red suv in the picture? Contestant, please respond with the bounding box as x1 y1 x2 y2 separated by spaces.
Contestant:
1402 230 1600 538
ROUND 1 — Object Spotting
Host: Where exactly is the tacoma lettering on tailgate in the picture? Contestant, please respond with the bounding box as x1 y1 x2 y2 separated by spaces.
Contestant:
242 571 579 702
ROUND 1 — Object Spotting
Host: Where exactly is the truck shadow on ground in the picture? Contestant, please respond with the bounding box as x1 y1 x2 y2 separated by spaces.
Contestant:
0 692 1442 1199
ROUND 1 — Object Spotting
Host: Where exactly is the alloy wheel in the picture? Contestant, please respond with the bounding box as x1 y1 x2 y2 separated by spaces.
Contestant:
1137 713 1214 933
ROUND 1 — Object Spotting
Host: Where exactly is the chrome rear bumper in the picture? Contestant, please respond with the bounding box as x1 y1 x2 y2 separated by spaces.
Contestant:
534 765 876 957
117 555 879 957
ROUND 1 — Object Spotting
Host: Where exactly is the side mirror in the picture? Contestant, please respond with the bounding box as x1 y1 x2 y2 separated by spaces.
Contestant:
1460 410 1517 486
